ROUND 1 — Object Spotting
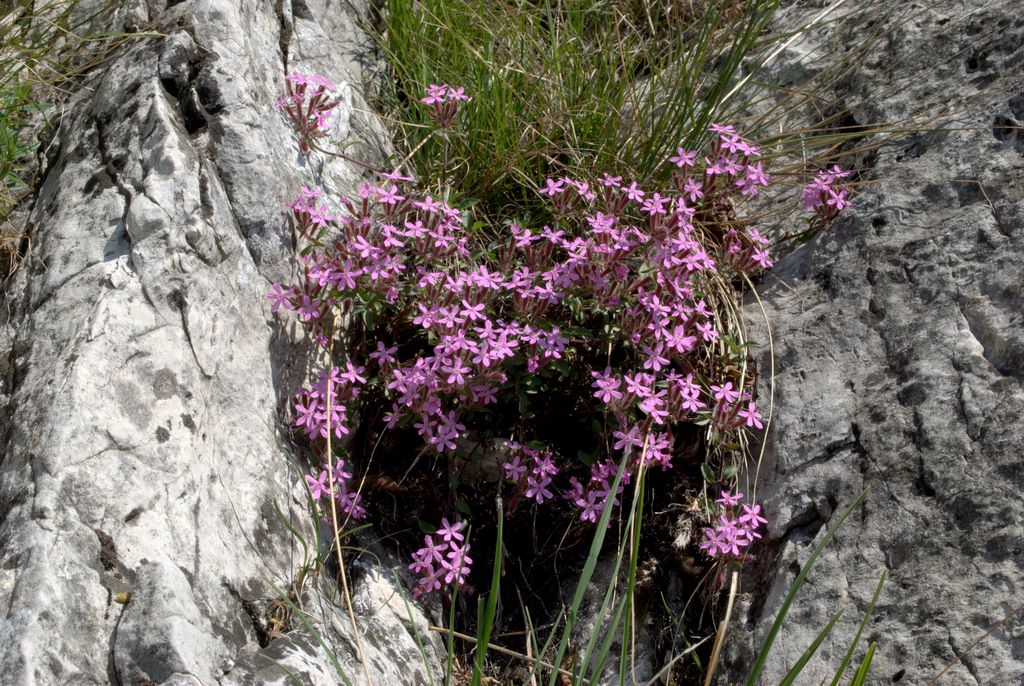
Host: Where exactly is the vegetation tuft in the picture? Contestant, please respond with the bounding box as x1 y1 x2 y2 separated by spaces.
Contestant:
267 0 937 684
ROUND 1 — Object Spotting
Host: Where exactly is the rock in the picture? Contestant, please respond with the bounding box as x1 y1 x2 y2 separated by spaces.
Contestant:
222 556 443 686
724 1 1024 684
114 561 232 684
0 1 440 684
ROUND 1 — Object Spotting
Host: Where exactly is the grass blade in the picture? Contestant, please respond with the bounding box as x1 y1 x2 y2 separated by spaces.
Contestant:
577 447 651 684
267 580 353 686
778 607 844 686
394 571 439 686
471 497 504 685
743 487 869 686
829 572 887 686
850 642 877 686
546 448 634 686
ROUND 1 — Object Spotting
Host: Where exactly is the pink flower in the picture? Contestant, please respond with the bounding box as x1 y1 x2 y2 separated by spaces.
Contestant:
591 367 623 404
682 178 704 203
525 474 554 504
369 341 398 366
443 543 473 585
341 361 367 385
710 381 740 404
752 248 773 269
669 147 698 168
503 455 527 482
701 494 769 560
716 491 744 507
624 181 645 202
540 177 566 197
420 84 448 105
305 470 330 500
296 294 322 322
802 167 853 221
268 283 292 313
612 424 643 452
420 84 469 128
739 503 768 528
737 402 764 429
436 517 465 543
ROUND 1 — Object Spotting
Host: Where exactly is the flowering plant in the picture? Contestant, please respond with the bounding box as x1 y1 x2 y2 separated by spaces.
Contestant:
273 71 339 153
419 83 470 129
699 490 768 560
409 518 473 598
802 165 853 227
271 76 852 597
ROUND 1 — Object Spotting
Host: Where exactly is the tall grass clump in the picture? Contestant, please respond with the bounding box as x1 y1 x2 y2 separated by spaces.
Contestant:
377 0 782 224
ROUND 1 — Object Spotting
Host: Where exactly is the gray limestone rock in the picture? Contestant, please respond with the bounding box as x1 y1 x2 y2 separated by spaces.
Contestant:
723 1 1024 684
114 560 232 685
0 1 440 684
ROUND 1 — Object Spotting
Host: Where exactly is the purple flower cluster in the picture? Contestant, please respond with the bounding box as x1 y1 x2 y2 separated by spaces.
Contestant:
801 165 852 223
271 125 775 586
273 143 770 476
275 180 496 454
501 443 559 505
408 518 473 598
707 381 764 431
566 458 634 524
699 491 768 560
304 455 366 521
274 71 339 153
290 365 367 440
674 123 771 200
419 83 469 129
269 83 854 593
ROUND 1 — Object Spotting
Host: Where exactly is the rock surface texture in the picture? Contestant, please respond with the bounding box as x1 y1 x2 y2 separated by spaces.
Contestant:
0 1 442 684
726 1 1024 684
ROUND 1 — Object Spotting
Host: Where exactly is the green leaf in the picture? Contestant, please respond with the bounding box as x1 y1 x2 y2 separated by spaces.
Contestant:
700 463 716 483
455 499 472 515
550 359 570 376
